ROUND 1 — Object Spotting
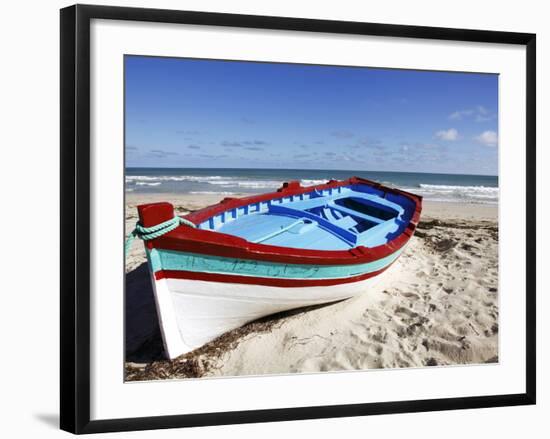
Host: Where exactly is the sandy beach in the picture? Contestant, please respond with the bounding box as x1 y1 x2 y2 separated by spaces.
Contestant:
124 192 498 381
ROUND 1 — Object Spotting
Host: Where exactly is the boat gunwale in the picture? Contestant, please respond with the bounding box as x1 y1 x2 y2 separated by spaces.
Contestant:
139 176 422 266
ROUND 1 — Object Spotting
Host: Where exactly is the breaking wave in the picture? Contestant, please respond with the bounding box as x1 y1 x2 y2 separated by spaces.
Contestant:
300 179 330 186
412 184 499 204
125 175 329 188
125 173 498 204
125 175 332 191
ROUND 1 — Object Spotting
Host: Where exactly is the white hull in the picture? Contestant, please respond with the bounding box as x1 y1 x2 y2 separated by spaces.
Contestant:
151 271 389 359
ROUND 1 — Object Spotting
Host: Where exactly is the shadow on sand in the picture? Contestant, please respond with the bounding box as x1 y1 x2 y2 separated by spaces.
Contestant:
125 263 165 363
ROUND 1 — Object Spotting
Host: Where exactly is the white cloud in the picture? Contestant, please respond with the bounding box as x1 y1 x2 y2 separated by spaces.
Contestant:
448 112 460 120
448 106 495 122
475 130 498 147
477 105 488 115
448 109 473 120
435 128 458 141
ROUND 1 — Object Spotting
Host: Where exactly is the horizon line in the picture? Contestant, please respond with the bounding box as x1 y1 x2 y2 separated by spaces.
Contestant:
124 166 498 178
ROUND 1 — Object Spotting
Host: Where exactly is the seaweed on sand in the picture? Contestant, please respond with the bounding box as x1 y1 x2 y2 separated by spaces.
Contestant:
125 301 341 381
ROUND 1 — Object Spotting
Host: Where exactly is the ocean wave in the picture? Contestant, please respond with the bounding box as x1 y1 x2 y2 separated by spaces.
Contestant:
413 184 499 204
238 181 282 188
126 175 334 189
135 181 162 186
125 174 499 204
126 174 284 189
189 191 237 195
300 179 329 186
126 175 228 183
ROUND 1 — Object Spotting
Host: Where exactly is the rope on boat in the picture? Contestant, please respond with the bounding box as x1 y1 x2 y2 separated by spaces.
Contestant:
125 215 196 256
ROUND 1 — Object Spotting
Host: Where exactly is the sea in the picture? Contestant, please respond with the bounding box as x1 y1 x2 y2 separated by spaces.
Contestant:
126 168 499 205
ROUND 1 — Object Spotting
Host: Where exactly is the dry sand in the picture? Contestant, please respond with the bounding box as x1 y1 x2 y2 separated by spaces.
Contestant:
124 193 498 380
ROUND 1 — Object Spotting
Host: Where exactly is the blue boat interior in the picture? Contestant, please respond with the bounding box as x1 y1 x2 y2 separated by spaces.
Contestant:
198 184 417 250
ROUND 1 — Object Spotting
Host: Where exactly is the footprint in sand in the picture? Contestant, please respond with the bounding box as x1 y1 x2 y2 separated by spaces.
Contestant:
394 306 419 319
434 238 457 252
371 328 388 344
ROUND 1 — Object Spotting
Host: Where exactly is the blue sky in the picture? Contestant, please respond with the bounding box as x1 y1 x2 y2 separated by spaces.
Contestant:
125 56 498 175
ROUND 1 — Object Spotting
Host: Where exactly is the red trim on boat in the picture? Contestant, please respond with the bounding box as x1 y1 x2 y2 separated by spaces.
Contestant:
137 202 175 228
150 229 408 265
154 265 389 287
183 176 422 224
138 177 422 266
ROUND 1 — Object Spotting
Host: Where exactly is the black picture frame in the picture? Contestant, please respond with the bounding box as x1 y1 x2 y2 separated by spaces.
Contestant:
60 4 536 434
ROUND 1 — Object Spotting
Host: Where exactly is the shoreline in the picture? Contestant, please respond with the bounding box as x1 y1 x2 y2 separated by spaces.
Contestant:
124 192 498 380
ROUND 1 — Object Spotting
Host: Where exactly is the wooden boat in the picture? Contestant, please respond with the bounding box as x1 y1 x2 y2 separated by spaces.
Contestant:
134 177 422 359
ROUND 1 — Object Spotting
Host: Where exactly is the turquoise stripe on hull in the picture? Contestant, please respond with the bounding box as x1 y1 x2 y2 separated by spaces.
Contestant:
148 247 403 280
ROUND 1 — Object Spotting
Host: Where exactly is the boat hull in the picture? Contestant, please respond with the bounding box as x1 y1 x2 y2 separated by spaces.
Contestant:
134 177 422 359
152 266 392 359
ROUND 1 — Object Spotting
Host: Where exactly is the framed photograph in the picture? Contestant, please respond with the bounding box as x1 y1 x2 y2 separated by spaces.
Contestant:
60 4 536 434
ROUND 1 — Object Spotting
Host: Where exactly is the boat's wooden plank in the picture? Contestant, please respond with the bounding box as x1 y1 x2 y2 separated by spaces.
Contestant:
152 246 404 279
252 219 306 243
327 203 385 225
268 204 357 244
217 213 294 241
217 211 352 250
261 227 352 250
333 216 357 230
275 188 404 214
357 219 403 247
